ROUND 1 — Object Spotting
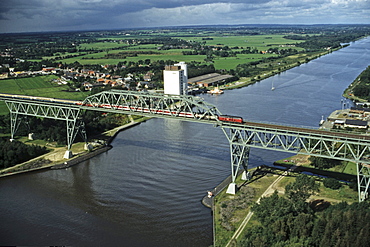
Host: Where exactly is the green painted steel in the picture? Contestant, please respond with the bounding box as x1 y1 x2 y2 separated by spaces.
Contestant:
81 90 221 123
2 91 370 201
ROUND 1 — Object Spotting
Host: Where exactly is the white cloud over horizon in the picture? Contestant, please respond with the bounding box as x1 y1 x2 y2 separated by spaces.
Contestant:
0 0 369 33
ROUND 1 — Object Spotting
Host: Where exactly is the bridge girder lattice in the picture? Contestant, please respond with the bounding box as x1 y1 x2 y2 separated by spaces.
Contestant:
4 100 84 150
82 90 222 123
220 122 370 201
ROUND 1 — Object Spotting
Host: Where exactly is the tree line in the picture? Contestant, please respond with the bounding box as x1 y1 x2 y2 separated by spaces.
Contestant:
0 138 48 169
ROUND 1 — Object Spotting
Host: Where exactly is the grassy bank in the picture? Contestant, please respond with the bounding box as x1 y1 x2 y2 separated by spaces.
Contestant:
214 167 285 246
275 154 357 179
213 164 358 246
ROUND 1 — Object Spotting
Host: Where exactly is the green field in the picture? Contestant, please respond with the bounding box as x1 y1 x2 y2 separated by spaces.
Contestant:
56 34 304 70
79 42 130 50
0 75 89 115
189 34 302 48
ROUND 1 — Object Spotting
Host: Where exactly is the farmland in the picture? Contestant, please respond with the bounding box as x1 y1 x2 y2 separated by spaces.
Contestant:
52 34 304 70
0 75 89 115
0 75 87 99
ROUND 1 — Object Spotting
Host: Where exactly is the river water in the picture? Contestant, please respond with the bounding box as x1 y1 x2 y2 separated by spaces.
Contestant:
1 37 369 246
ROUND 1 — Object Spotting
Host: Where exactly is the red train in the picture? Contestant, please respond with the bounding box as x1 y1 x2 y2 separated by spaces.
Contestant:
218 115 243 123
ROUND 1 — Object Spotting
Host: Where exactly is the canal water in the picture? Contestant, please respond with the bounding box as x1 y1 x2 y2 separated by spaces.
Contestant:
1 37 369 246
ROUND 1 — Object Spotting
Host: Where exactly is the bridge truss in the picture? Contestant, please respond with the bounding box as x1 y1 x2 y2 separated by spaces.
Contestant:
81 90 221 122
220 122 370 201
2 90 370 201
4 99 87 158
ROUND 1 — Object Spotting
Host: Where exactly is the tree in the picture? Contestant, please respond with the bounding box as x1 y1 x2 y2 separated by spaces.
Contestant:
285 174 319 213
309 156 341 169
323 177 342 190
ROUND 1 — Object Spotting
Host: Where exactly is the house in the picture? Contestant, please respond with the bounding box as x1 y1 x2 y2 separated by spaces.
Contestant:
351 107 370 116
42 67 55 72
137 81 151 89
83 82 105 91
196 81 213 87
124 74 134 82
344 119 368 129
144 72 154 81
82 82 93 91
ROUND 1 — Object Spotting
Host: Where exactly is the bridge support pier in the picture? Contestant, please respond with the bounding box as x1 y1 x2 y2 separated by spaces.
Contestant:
9 112 22 141
64 150 73 159
357 163 370 202
222 128 250 195
65 118 88 159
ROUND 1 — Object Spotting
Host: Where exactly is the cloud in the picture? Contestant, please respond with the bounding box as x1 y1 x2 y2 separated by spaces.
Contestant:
0 0 369 33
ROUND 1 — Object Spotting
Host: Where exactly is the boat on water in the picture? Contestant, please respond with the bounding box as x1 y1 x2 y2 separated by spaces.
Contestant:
208 86 224 94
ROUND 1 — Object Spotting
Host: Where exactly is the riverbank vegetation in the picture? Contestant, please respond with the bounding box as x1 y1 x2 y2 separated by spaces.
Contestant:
344 65 370 103
0 138 48 169
240 175 370 247
214 157 359 246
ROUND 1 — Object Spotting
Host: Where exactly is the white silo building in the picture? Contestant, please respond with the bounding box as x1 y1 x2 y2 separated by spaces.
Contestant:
163 62 188 95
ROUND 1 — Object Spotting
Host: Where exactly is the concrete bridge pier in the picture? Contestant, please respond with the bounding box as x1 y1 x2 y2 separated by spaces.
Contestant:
64 150 73 159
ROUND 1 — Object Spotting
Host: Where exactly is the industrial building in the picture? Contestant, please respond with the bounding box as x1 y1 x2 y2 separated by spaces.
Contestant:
163 62 188 95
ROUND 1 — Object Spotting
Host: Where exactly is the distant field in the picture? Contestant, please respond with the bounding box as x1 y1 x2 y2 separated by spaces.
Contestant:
79 42 130 50
58 34 303 69
62 52 206 65
213 54 275 70
187 34 304 49
0 75 89 115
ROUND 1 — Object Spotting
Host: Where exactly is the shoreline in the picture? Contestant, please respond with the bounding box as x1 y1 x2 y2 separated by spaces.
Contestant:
219 48 343 91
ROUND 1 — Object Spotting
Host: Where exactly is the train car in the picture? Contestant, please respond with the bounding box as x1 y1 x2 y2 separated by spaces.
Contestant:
0 93 83 106
218 115 243 123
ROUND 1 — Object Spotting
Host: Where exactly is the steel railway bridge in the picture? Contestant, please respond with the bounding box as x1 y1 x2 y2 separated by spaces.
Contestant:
2 90 370 202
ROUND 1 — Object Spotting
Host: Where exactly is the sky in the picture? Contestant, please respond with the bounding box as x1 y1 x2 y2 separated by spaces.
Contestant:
0 0 369 33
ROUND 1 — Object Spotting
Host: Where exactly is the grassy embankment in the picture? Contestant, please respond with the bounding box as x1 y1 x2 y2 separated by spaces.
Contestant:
214 154 358 246
343 70 368 103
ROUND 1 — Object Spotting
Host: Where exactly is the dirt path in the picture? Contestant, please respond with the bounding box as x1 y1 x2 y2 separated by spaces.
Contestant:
225 160 305 246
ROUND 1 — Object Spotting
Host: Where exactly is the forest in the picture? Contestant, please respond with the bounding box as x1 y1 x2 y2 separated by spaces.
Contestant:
239 175 370 246
0 138 48 169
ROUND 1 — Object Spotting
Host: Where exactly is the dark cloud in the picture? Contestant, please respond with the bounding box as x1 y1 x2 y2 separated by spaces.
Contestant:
0 0 369 33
